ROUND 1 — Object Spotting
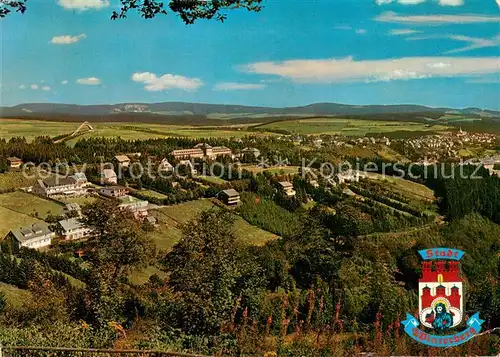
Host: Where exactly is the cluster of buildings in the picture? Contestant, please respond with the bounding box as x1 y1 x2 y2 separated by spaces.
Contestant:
403 130 498 161
170 143 233 160
5 202 91 250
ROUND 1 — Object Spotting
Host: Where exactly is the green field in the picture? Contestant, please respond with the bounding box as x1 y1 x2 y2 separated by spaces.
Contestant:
0 171 39 190
150 199 277 250
0 282 32 308
58 195 100 206
0 191 63 238
258 118 451 136
0 191 63 218
136 189 169 200
0 119 275 143
198 175 228 185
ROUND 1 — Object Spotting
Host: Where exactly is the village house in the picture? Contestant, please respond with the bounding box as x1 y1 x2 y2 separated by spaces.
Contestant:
171 143 233 160
114 155 131 168
101 168 118 184
309 180 320 188
72 172 90 187
58 218 93 241
240 147 261 159
218 189 241 205
334 169 366 185
33 174 89 197
278 181 296 197
179 160 197 175
62 203 82 217
99 186 129 198
118 195 149 219
158 158 174 173
144 215 157 226
6 222 55 250
7 157 23 170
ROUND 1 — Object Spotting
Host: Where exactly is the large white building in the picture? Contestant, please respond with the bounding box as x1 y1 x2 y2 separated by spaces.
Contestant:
33 173 89 197
7 222 55 250
58 218 93 241
171 143 232 160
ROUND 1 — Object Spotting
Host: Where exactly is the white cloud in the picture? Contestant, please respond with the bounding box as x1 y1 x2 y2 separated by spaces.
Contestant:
30 84 39 90
131 72 203 92
41 86 51 91
438 0 464 5
62 80 69 85
19 84 26 89
376 11 500 25
77 77 101 85
376 0 393 4
214 82 266 91
408 34 500 53
240 56 500 83
356 29 367 34
50 33 86 45
57 0 109 11
390 29 421 35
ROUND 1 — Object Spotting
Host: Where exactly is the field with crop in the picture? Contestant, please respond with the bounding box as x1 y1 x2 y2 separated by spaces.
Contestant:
150 199 277 250
0 119 275 143
257 118 451 136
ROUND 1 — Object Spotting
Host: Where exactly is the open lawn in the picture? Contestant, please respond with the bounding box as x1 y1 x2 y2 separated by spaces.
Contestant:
0 191 63 218
128 265 168 285
150 199 277 250
258 118 451 136
0 282 32 308
137 190 169 200
58 195 100 206
0 119 275 143
198 175 228 185
0 171 38 190
0 206 43 238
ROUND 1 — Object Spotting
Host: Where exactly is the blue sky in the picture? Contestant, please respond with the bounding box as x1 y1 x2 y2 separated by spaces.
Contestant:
1 0 499 109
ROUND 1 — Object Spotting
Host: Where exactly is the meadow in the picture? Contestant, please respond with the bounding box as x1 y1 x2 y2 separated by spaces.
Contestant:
150 199 278 250
0 171 38 190
0 119 274 143
257 117 451 136
0 191 63 218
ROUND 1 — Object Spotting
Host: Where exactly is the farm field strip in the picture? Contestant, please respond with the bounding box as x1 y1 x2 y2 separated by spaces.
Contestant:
258 117 451 136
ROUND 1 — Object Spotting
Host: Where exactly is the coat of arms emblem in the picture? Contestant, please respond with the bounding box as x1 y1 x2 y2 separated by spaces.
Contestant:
402 248 485 348
418 260 462 331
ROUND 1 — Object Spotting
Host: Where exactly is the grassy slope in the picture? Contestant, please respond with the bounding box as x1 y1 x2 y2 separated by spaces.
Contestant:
0 191 63 218
0 282 32 308
0 172 38 190
0 206 42 238
258 118 450 136
150 199 277 250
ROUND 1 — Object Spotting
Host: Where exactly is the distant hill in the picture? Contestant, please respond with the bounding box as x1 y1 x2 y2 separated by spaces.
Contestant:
2 101 499 118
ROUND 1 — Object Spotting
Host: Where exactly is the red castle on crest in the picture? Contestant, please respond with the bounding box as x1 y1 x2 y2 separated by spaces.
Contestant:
419 261 461 309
